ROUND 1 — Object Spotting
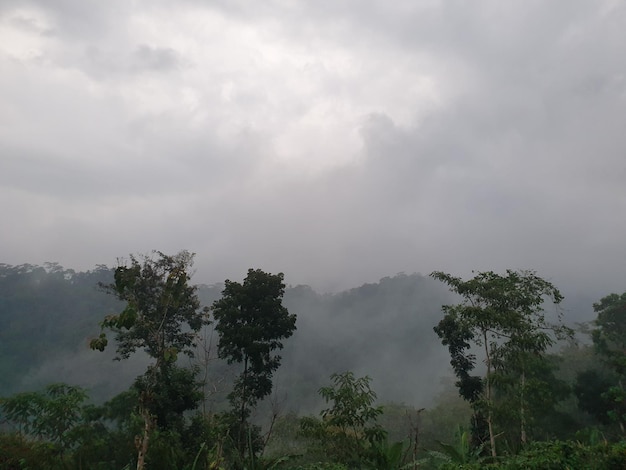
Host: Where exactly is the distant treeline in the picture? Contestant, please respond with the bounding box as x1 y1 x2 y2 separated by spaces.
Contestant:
0 262 453 409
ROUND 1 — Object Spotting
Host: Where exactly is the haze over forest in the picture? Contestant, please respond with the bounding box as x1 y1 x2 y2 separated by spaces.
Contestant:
1 1 625 297
0 261 601 413
1 263 454 406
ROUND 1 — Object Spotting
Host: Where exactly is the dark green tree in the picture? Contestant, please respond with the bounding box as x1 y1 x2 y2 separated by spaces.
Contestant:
581 292 626 432
212 268 296 461
591 292 626 376
574 369 617 426
431 270 571 456
90 250 209 470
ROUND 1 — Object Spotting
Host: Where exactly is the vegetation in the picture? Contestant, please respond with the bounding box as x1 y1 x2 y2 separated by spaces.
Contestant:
212 269 296 462
0 262 121 398
300 371 389 468
1 258 626 468
89 250 209 469
575 291 626 436
431 270 573 456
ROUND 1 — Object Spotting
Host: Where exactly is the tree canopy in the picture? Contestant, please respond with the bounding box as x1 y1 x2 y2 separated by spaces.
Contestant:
213 269 296 407
91 250 208 362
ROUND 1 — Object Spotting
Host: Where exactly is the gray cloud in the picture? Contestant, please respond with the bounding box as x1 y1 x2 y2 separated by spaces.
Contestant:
131 44 182 72
1 0 625 299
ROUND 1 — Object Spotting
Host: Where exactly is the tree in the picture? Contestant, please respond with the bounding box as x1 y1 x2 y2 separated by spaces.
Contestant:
431 270 571 457
574 369 617 426
0 383 133 469
212 268 296 461
318 372 385 443
591 292 626 376
90 250 208 470
582 291 626 432
490 351 571 448
300 372 399 469
0 383 89 458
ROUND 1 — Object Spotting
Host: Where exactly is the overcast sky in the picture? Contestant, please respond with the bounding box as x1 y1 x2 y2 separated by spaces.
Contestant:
1 0 625 294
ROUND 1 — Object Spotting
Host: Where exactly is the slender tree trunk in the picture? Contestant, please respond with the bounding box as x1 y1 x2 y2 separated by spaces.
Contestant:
239 356 249 460
411 408 423 469
617 379 626 434
520 370 527 445
483 330 497 457
136 401 152 470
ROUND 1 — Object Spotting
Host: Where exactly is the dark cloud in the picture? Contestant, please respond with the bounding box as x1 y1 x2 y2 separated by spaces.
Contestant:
131 44 181 72
9 0 130 41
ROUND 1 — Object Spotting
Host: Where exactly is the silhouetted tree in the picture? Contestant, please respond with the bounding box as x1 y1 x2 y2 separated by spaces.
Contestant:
212 268 296 462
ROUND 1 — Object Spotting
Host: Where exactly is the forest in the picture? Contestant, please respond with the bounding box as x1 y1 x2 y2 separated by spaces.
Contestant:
1 250 626 469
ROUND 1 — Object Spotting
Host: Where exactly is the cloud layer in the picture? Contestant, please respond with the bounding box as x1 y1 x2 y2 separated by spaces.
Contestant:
1 0 625 294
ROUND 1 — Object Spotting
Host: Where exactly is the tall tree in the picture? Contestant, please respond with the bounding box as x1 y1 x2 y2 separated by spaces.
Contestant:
212 269 296 460
431 270 571 456
90 250 208 470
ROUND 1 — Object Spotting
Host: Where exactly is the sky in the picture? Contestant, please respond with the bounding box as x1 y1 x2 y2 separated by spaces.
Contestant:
1 0 625 294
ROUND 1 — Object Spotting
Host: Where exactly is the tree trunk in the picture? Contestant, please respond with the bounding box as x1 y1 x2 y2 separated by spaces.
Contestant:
136 399 152 470
520 370 527 445
617 379 626 434
239 356 249 460
483 330 497 457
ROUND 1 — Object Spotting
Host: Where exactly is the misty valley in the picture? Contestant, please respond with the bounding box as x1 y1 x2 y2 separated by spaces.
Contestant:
1 252 626 469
